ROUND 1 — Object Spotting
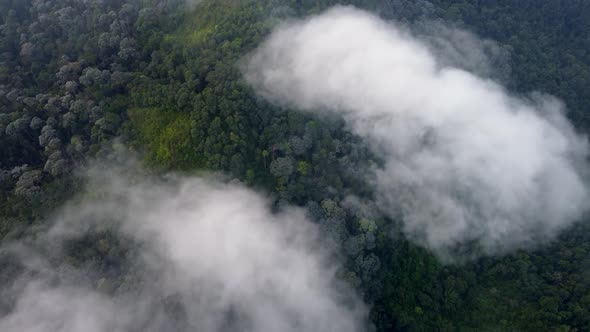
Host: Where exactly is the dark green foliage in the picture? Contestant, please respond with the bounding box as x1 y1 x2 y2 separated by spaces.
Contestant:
1 0 590 331
426 0 590 130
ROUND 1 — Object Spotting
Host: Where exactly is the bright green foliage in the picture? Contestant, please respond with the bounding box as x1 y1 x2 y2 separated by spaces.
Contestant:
129 108 197 169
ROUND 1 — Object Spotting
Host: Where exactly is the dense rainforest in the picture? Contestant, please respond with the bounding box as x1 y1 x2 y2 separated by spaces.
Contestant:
1 0 590 331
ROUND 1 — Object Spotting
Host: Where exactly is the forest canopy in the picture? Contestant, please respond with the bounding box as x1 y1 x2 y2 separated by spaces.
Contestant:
1 0 590 331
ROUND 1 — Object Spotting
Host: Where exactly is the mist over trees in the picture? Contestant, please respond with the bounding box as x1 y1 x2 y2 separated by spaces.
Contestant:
1 0 590 331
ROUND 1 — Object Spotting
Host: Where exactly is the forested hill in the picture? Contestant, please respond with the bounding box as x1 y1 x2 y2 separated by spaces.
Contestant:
1 0 590 331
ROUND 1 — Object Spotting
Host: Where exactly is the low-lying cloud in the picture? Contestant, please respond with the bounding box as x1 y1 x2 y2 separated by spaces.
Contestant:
244 6 590 259
0 166 367 331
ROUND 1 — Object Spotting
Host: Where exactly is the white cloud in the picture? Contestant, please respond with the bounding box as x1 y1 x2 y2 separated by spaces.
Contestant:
0 168 367 331
244 6 589 259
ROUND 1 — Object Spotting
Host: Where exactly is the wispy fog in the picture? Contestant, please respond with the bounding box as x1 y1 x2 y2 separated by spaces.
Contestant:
0 166 367 331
